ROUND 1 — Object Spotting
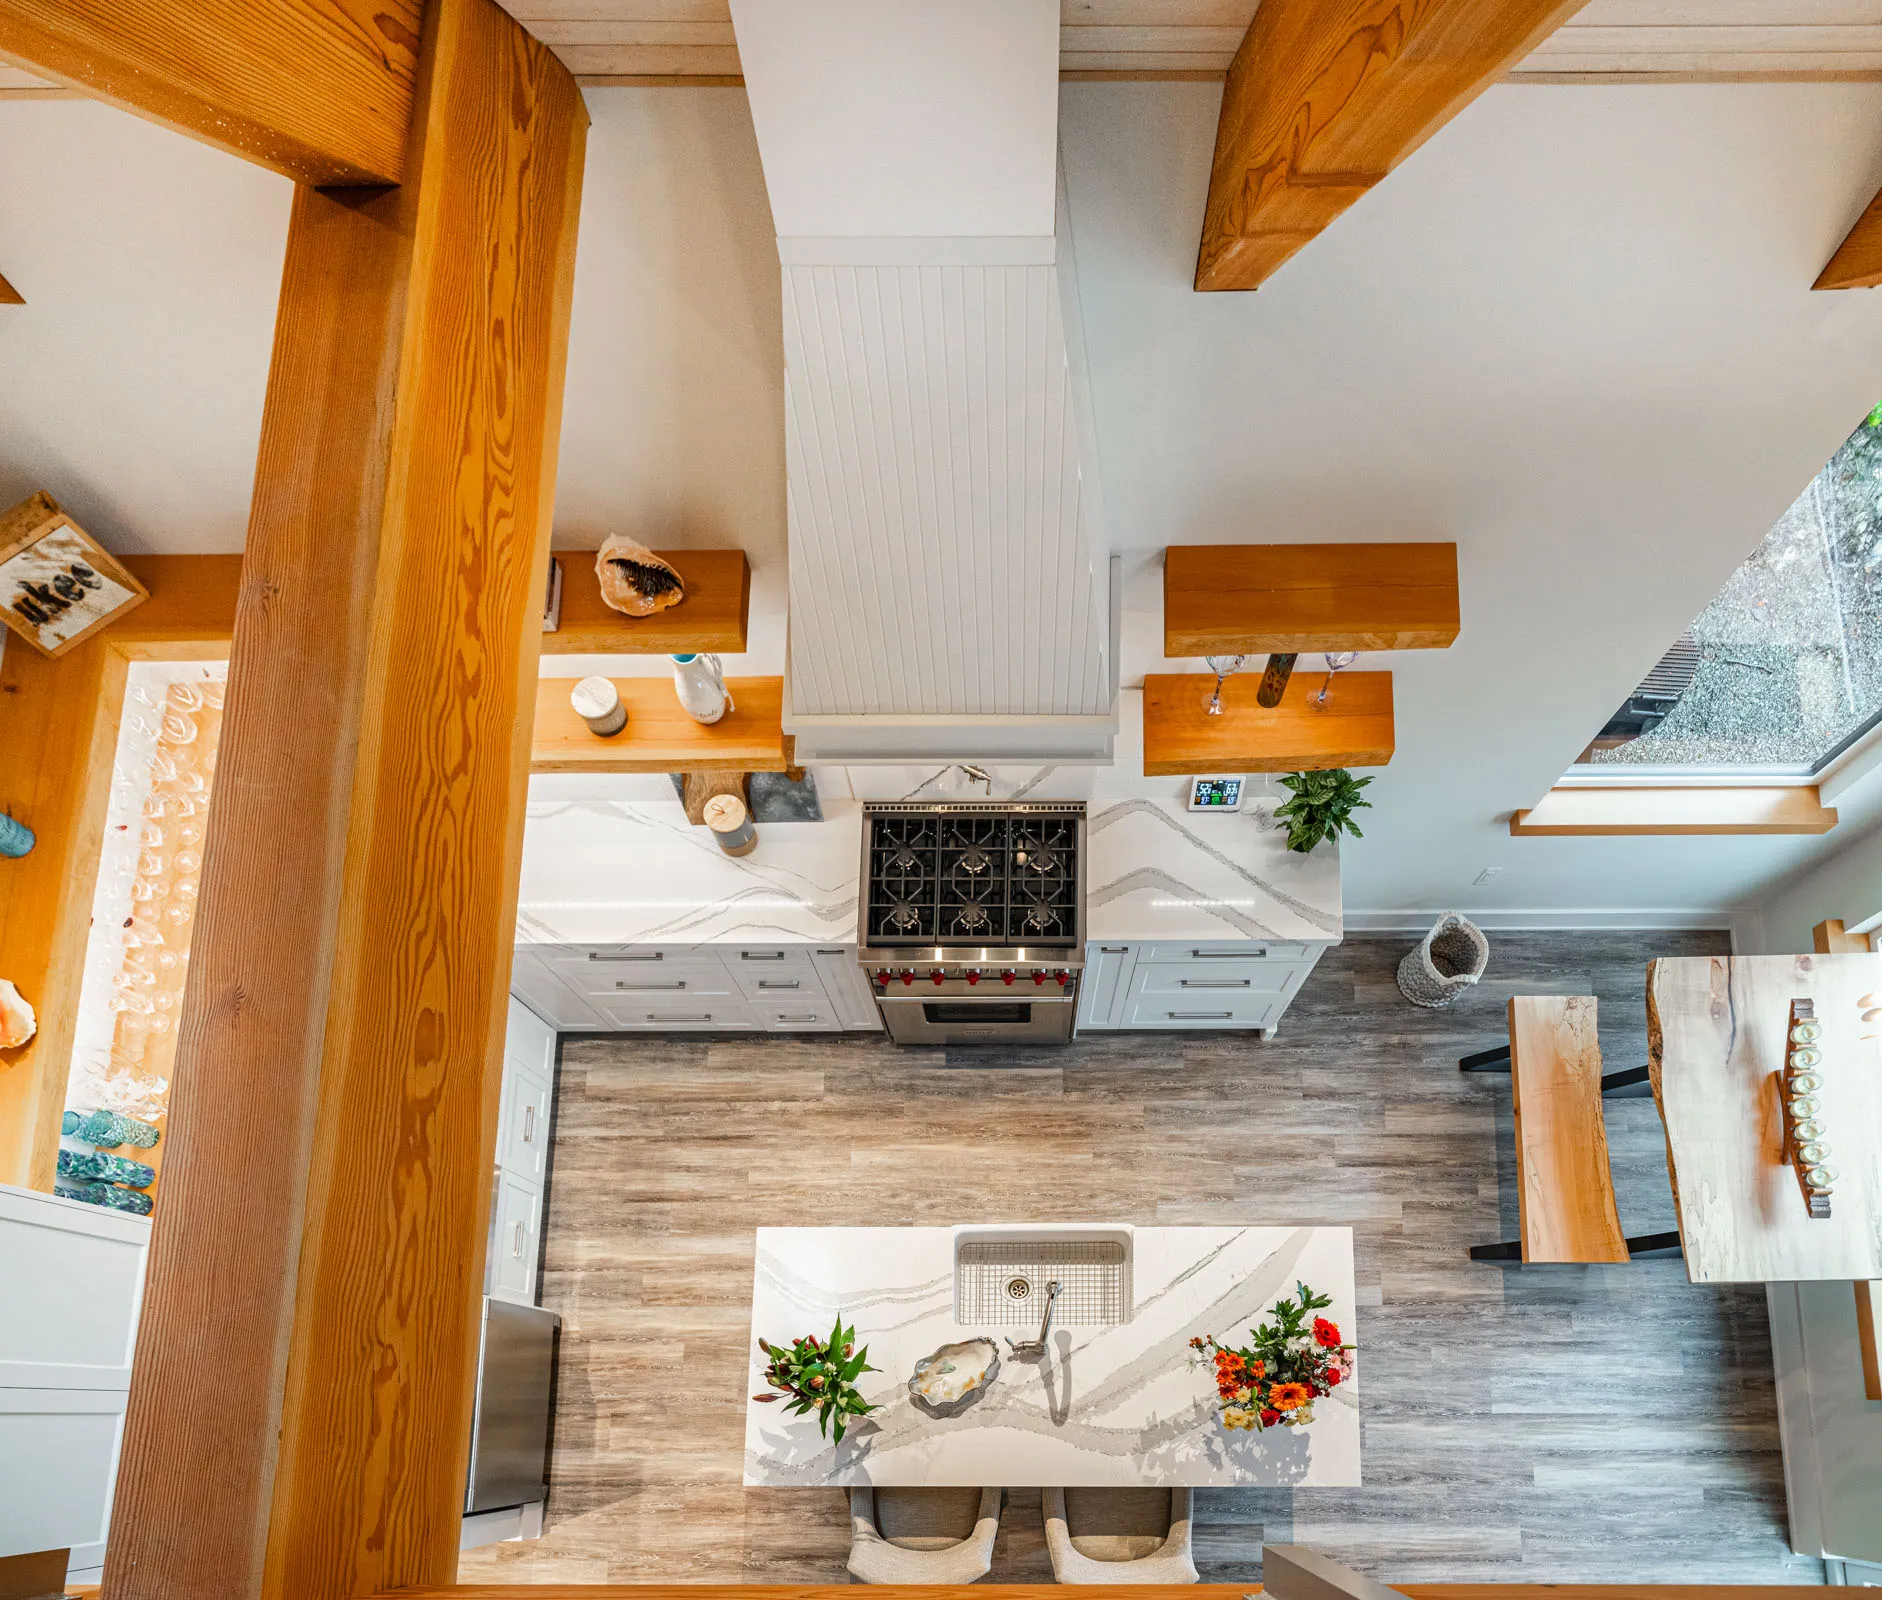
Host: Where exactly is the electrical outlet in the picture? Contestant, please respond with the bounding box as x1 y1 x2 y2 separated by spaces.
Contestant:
1473 867 1504 887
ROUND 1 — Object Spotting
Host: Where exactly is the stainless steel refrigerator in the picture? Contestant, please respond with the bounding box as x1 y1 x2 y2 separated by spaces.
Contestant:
465 1296 559 1513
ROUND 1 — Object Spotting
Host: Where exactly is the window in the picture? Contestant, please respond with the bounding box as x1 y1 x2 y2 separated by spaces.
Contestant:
1579 404 1882 773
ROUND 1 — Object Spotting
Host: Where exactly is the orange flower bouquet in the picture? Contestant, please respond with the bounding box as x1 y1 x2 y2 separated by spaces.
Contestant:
1191 1281 1353 1432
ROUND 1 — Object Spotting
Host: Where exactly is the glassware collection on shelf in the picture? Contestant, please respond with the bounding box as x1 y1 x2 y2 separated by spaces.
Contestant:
58 671 225 1219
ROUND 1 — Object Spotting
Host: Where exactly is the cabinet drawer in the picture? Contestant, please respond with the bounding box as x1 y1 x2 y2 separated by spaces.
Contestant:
1131 958 1298 998
508 956 602 1030
586 969 736 998
489 1170 541 1304
754 1003 842 1031
591 996 755 1030
500 1067 551 1183
550 947 734 997
1136 941 1309 963
1123 991 1281 1030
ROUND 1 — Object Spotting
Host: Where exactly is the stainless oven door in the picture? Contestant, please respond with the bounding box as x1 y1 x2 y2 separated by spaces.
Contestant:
875 991 1076 1046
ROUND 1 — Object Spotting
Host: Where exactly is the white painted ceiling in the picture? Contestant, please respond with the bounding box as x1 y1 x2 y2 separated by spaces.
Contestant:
8 77 1882 920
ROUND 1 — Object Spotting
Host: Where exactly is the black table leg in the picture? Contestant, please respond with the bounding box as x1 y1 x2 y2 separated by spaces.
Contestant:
1460 1044 1512 1072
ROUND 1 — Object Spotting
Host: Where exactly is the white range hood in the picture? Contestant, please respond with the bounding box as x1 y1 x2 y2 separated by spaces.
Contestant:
730 0 1116 763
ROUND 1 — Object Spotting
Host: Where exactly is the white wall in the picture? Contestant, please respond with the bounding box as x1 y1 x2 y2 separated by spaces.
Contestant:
1060 79 1882 923
15 84 1882 922
547 88 788 680
0 102 290 554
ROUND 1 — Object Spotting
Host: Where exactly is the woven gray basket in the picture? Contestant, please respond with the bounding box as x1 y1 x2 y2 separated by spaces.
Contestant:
1396 913 1489 1008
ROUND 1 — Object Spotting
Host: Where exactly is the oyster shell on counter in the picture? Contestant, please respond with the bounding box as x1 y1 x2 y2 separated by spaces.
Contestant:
908 1338 1000 1417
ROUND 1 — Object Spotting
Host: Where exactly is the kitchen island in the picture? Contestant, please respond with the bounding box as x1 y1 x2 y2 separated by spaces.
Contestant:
743 1225 1359 1487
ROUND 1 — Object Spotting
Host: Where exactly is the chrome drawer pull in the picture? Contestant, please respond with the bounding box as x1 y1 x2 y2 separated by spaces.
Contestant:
740 951 787 961
775 1013 820 1023
1100 946 1130 954
1191 949 1265 959
591 950 662 961
512 1222 524 1259
617 980 686 991
1169 1011 1235 1020
523 1105 535 1141
757 979 801 990
1180 978 1251 989
652 1013 714 1022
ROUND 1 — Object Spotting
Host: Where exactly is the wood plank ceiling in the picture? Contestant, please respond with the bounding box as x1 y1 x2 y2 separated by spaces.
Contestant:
5 0 1880 92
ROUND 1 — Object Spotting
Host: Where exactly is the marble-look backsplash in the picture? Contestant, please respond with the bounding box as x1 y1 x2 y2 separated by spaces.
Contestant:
515 792 1341 947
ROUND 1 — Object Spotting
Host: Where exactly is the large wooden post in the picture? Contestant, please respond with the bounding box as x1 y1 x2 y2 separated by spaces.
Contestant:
102 1 586 1595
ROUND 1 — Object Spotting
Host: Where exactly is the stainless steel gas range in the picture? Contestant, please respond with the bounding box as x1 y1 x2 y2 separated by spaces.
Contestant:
857 801 1086 1045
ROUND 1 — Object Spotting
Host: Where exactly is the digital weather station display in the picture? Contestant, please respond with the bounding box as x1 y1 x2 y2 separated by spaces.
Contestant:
1188 777 1243 811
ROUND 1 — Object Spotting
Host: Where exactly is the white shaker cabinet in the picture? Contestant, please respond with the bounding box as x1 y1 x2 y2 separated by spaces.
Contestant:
486 999 556 1307
0 1183 151 1584
1076 940 1330 1038
511 943 881 1034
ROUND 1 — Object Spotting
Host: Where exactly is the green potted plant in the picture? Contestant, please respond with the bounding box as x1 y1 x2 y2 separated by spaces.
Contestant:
753 1316 878 1444
1272 768 1371 853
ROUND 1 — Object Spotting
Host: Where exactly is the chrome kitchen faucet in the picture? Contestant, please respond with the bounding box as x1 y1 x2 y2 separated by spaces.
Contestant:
1005 1279 1061 1359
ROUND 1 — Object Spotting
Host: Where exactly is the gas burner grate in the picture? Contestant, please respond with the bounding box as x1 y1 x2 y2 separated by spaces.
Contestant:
864 807 1080 947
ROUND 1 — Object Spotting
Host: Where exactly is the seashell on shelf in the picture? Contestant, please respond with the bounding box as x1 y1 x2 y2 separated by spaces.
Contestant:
0 979 36 1048
908 1338 999 1417
595 535 685 618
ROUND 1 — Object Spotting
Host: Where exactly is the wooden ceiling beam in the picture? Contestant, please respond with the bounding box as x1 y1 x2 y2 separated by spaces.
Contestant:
0 0 422 185
1195 0 1591 291
0 270 20 303
102 0 586 1594
1816 191 1882 290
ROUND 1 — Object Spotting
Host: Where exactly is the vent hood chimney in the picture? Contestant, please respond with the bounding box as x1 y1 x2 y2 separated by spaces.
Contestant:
729 0 1115 762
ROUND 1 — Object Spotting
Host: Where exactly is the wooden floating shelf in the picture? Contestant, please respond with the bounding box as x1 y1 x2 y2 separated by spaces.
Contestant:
1510 786 1838 837
531 675 787 774
1164 542 1459 657
544 547 749 655
1141 671 1394 775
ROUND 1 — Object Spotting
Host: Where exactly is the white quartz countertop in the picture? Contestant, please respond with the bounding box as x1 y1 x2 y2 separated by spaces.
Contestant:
516 798 863 945
1086 797 1341 943
743 1225 1359 1488
515 793 1340 948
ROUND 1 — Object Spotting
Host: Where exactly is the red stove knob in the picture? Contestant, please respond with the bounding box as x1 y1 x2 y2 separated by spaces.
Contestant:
1033 969 1047 986
1056 970 1071 987
874 969 889 987
1001 970 1016 985
932 969 946 985
966 970 981 985
900 970 915 987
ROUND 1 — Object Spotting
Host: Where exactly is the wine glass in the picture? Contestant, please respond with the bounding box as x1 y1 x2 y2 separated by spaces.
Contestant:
1202 655 1248 716
1312 652 1359 710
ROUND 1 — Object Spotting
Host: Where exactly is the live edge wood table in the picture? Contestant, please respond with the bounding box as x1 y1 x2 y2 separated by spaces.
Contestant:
1646 954 1882 1283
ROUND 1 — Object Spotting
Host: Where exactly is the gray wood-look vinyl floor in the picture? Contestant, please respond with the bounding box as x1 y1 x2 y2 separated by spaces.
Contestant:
456 931 1821 1588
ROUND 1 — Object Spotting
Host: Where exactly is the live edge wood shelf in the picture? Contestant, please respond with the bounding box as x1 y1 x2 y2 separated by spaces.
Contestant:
1142 671 1395 774
1163 542 1459 657
545 547 749 655
531 675 787 774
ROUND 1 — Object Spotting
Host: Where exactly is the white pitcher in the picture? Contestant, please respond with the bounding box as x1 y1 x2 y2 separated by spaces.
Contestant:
670 652 733 725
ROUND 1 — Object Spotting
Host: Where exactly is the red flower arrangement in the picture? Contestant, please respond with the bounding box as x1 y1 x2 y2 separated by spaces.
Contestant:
1191 1282 1354 1432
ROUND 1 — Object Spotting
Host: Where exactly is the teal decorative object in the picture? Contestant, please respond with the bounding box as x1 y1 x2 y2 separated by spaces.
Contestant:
77 1108 160 1150
55 1179 153 1217
0 812 33 858
58 1148 156 1189
62 1110 81 1137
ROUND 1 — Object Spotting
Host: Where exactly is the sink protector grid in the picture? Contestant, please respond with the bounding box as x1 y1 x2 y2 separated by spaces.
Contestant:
955 1239 1127 1326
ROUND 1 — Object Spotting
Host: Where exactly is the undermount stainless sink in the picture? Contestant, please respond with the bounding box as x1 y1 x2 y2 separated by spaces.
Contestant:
952 1224 1133 1327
